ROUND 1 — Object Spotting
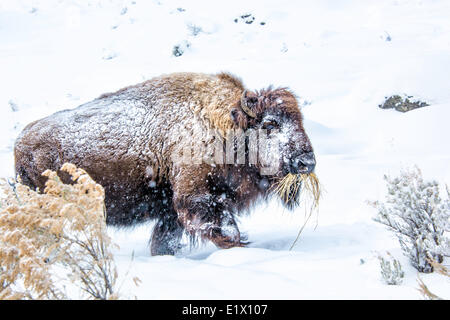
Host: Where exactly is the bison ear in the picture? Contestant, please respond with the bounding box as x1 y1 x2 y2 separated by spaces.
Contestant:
230 107 248 129
240 90 257 118
231 108 239 123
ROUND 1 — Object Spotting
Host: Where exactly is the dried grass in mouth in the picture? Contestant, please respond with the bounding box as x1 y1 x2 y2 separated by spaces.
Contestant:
273 173 321 208
272 172 321 250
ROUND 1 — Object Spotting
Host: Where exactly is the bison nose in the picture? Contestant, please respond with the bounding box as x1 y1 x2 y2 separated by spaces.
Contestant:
290 152 316 174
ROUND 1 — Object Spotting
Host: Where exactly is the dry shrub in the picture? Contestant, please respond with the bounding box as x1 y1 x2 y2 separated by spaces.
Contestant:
0 163 118 300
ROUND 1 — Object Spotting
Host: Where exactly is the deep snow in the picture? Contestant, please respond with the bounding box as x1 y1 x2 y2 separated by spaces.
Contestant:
1 0 449 299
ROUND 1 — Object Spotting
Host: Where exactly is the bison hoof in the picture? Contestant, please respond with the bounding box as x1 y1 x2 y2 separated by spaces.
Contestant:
151 241 185 256
209 226 248 249
238 240 251 247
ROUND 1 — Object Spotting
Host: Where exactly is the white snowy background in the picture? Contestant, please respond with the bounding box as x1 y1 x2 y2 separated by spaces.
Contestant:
1 0 449 299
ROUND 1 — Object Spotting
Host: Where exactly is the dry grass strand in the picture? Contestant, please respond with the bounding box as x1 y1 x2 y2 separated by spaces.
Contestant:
271 173 321 250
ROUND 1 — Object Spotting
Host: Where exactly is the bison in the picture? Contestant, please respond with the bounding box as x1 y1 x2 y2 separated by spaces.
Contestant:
14 72 316 255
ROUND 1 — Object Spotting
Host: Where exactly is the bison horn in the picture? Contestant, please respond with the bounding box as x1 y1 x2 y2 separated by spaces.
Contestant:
240 90 256 118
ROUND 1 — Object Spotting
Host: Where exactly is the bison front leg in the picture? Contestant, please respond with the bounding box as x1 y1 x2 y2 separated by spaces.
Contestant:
175 195 245 249
171 167 246 249
150 213 184 256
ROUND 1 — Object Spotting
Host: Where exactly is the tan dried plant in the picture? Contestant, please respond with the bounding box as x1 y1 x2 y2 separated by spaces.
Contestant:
417 259 449 300
0 163 119 300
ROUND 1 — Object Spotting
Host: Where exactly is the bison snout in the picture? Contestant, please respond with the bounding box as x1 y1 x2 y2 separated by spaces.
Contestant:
289 151 316 174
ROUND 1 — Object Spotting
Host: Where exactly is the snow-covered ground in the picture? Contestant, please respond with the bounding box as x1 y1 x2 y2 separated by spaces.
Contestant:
1 0 449 299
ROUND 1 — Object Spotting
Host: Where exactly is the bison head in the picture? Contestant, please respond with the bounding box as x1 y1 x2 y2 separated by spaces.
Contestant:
231 88 316 208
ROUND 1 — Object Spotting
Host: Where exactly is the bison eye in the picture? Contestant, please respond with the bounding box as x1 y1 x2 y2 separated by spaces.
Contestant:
262 120 279 131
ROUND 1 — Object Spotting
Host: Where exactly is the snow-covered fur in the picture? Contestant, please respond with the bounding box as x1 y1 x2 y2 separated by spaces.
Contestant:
14 72 315 255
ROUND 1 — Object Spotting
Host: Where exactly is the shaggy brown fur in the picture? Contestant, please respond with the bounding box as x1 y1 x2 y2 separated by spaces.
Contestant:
14 72 315 255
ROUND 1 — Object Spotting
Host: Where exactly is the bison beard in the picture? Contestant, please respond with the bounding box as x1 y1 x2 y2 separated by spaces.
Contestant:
14 72 316 255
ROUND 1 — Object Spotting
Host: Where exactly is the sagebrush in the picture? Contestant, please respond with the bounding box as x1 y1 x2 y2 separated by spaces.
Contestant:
378 252 404 285
372 166 449 273
0 163 118 300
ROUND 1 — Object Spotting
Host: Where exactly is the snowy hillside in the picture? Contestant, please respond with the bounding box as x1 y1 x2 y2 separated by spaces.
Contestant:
1 0 449 299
